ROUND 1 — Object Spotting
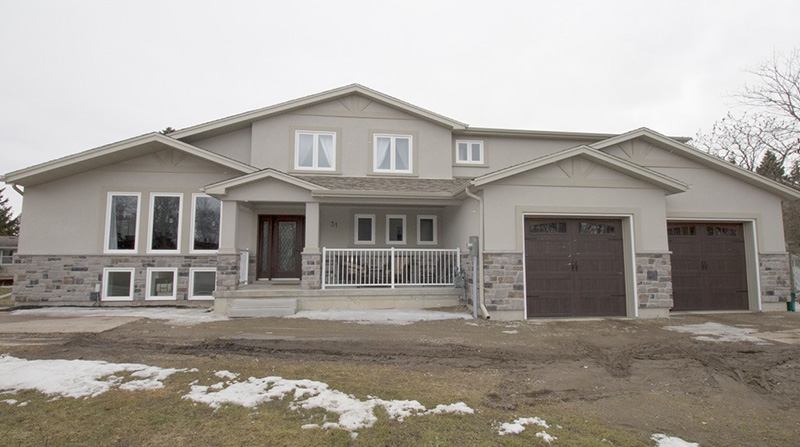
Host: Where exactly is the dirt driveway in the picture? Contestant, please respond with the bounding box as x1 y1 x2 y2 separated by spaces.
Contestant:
2 309 800 446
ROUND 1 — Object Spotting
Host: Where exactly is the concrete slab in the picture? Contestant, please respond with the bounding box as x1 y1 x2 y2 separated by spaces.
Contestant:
755 328 800 345
0 315 141 334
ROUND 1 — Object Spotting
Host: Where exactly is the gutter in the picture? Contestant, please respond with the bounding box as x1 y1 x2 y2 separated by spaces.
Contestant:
464 185 490 319
11 184 23 196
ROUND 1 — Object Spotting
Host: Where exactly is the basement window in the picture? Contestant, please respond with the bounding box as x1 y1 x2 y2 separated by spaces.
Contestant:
102 268 135 301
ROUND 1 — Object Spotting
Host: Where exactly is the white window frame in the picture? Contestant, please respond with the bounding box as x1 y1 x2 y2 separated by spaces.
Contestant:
0 249 15 264
190 193 222 254
189 267 217 301
147 192 183 254
386 215 407 245
294 130 337 171
417 215 438 245
354 214 376 245
455 140 484 164
373 134 413 173
101 267 135 302
145 267 178 301
104 192 141 254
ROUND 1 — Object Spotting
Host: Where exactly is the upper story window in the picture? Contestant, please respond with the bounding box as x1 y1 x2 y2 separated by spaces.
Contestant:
295 130 336 171
374 134 412 173
105 192 140 253
455 140 484 164
148 193 182 253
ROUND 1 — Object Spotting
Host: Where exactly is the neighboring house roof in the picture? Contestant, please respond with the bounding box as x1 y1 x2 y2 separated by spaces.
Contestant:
0 236 18 249
471 145 690 195
1 133 258 187
170 84 469 142
203 168 327 195
591 128 800 201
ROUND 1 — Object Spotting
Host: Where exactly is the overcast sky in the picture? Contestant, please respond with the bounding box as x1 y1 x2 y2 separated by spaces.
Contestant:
2 0 799 216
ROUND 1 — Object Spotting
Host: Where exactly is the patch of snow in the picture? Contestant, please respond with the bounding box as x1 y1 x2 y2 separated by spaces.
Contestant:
464 322 479 326
662 322 770 344
215 370 239 380
183 375 473 431
0 354 190 399
12 307 227 326
498 416 550 436
535 431 558 443
502 330 518 334
301 424 319 430
286 309 472 325
651 433 700 447
18 401 27 407
2 398 17 405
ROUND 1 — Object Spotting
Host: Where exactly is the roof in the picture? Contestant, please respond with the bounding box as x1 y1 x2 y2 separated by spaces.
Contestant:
0 236 18 248
1 133 258 187
455 127 691 143
203 168 326 195
170 84 468 142
591 128 800 201
471 145 690 194
298 176 471 195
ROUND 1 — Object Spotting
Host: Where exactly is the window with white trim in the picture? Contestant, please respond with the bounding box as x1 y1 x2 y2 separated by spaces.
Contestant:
145 267 178 300
0 249 15 264
191 194 221 252
295 130 336 170
455 140 484 164
386 215 406 244
417 215 437 245
374 134 412 173
102 268 135 301
105 193 140 253
148 193 183 253
354 214 375 244
189 268 216 300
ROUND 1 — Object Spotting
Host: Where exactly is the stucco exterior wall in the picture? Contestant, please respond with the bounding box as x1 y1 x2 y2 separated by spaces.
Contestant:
190 127 253 165
318 205 446 249
441 198 478 250
18 154 238 256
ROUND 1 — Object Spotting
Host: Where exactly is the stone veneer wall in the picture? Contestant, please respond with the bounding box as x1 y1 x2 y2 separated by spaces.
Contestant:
482 253 524 312
635 253 673 309
759 252 791 303
301 253 321 289
13 254 238 304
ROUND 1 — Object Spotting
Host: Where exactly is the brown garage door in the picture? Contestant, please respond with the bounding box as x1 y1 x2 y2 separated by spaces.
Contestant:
525 218 626 317
667 222 748 311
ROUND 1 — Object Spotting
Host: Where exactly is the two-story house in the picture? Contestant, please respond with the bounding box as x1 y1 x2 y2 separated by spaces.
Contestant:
3 84 798 320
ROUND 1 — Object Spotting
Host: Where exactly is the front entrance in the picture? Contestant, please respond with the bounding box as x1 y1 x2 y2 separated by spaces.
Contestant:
524 218 626 317
257 215 305 279
667 222 748 311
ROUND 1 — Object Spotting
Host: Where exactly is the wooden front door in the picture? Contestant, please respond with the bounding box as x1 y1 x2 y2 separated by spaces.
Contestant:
668 222 748 311
257 215 305 279
525 218 626 317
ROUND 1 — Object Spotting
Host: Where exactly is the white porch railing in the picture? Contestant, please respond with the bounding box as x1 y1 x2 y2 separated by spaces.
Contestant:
238 249 249 285
322 247 460 289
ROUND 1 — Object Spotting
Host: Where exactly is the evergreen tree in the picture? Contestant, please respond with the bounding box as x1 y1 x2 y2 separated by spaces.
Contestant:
755 151 786 182
0 188 19 236
159 127 176 135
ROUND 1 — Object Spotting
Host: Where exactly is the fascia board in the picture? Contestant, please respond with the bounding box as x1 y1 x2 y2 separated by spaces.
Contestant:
311 189 457 200
203 169 326 195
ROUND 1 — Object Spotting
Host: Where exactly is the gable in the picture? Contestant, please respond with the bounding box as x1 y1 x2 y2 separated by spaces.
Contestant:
291 94 419 121
496 155 659 190
600 139 702 169
208 176 315 203
107 149 239 174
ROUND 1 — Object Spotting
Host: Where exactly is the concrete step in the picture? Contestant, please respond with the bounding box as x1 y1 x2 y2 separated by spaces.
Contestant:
228 298 298 318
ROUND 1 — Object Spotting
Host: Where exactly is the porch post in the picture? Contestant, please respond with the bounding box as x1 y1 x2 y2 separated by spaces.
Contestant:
215 200 240 292
301 202 322 289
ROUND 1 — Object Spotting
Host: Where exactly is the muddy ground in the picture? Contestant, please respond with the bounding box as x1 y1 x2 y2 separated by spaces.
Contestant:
3 310 800 446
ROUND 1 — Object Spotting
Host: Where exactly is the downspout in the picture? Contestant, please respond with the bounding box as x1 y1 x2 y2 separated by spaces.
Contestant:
11 184 23 196
464 185 490 319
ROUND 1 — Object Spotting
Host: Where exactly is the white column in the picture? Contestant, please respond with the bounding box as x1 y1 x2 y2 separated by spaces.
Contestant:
304 202 320 254
218 200 239 254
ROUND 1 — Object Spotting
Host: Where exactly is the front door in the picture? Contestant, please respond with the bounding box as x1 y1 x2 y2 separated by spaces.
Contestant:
257 215 305 279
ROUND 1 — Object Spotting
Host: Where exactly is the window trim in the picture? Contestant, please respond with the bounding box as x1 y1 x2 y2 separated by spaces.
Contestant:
294 130 337 171
189 267 216 301
147 192 183 254
455 140 485 165
354 214 376 245
103 192 141 254
416 215 438 245
145 267 178 301
190 193 222 254
386 214 407 245
101 267 135 302
0 249 15 264
373 134 413 174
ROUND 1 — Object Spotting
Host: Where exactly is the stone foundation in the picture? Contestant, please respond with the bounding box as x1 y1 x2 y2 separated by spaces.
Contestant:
482 252 524 312
300 253 322 289
759 252 791 304
636 253 673 309
13 254 231 304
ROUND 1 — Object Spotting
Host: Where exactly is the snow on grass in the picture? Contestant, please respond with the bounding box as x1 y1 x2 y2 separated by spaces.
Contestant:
662 322 770 344
502 330 519 334
214 370 239 380
0 354 192 398
183 375 473 431
12 307 227 326
497 416 557 442
651 433 700 446
285 309 472 325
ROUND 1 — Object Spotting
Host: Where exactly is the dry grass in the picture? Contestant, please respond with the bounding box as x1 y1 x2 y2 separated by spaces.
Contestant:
0 355 651 447
0 286 12 307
